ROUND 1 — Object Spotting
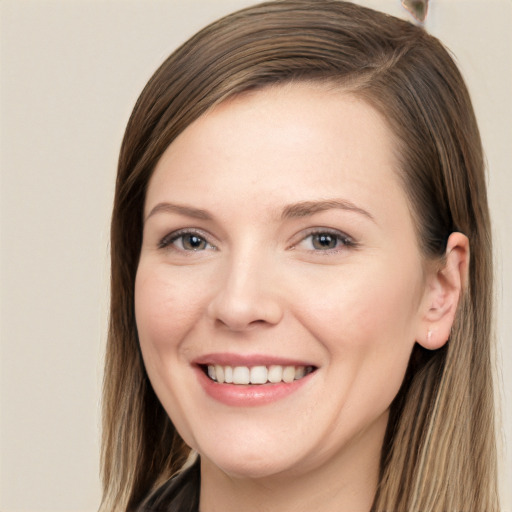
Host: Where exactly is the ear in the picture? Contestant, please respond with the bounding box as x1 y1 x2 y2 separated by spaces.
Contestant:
416 232 469 350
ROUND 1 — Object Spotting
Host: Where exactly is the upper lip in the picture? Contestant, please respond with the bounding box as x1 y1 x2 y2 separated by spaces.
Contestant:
192 352 316 367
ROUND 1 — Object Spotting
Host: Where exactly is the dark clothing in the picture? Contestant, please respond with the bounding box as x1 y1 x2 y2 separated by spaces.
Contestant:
136 461 200 512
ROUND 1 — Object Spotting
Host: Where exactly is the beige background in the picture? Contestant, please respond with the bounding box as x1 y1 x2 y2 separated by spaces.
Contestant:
0 1 510 510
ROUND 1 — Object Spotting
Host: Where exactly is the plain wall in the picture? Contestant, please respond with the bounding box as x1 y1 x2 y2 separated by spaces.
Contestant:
0 1 510 510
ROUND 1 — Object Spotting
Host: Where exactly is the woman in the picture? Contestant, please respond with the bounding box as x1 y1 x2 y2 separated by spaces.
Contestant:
101 1 499 511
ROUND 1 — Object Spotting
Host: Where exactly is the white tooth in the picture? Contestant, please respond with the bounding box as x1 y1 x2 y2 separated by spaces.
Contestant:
295 366 306 380
233 366 250 384
283 366 295 383
215 365 225 384
268 365 283 383
250 366 268 384
224 366 233 383
207 365 216 381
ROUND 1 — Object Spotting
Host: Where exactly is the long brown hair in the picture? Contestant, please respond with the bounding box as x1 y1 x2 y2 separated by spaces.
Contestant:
101 1 499 510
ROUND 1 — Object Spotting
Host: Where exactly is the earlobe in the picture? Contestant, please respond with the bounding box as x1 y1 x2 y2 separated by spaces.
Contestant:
417 232 469 350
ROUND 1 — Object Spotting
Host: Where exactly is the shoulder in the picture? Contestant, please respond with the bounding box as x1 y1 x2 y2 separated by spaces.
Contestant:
135 461 200 512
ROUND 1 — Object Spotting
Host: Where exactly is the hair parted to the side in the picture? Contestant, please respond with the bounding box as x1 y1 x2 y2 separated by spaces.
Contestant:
101 1 499 511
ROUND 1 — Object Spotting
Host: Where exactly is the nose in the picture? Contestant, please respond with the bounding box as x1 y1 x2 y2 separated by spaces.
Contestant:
206 253 284 331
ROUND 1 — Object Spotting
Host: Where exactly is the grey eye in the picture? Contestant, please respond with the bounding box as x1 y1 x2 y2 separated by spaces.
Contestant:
311 233 339 250
181 234 208 251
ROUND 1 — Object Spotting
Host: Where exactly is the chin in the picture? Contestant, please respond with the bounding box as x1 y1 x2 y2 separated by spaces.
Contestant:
187 431 303 480
202 451 300 480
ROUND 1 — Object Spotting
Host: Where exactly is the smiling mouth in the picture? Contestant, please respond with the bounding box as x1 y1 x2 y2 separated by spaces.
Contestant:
202 364 316 385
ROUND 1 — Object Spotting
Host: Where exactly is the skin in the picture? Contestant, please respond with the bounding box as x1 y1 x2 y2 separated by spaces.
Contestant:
135 83 468 512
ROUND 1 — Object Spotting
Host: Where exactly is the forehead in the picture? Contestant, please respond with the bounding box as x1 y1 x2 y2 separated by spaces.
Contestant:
146 82 410 229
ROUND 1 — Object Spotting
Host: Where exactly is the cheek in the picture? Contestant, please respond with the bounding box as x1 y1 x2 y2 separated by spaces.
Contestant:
135 266 204 341
134 266 207 379
296 265 422 350
134 265 206 444
290 261 423 402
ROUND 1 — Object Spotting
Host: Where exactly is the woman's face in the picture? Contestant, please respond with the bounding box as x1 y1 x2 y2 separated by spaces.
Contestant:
135 83 431 480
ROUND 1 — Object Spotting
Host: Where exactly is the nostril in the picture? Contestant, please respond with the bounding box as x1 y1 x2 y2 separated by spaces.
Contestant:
212 315 276 332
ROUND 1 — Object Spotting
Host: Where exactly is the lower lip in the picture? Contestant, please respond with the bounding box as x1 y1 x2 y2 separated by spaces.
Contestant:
195 366 314 406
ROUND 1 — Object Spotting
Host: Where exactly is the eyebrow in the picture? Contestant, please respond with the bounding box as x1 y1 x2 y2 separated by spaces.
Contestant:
144 198 375 224
281 199 375 222
145 202 212 223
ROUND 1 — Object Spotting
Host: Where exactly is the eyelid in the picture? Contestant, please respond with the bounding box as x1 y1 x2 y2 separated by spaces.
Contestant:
157 227 355 253
158 228 217 251
290 227 356 252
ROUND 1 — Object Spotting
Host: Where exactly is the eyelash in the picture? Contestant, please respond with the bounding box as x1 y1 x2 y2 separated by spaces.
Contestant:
158 228 355 254
293 229 356 253
158 229 217 252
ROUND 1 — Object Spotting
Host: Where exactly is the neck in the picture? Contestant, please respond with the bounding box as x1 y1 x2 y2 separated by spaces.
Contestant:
198 411 387 512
